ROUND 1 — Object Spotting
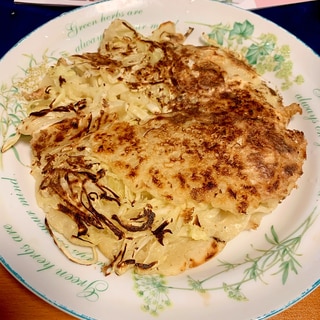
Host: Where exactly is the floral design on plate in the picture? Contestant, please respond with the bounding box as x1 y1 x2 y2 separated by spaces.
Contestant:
132 209 318 315
0 19 303 160
0 8 318 319
196 19 304 90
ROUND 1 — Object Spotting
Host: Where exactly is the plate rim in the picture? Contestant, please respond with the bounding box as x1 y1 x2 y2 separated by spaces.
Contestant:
1 1 319 319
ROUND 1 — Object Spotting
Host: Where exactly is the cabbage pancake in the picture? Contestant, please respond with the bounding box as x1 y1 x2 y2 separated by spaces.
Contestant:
16 20 306 276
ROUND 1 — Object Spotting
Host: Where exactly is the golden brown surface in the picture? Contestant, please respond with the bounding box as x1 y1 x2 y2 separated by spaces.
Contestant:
90 100 306 215
1 265 319 320
21 20 306 217
29 26 306 216
15 20 306 276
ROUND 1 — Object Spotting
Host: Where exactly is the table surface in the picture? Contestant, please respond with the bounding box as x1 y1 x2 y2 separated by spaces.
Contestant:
0 0 319 319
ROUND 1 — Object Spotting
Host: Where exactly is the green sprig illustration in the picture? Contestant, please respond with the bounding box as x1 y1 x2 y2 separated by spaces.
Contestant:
0 22 316 317
133 208 318 315
223 282 248 301
133 273 171 316
187 276 206 293
193 19 304 90
0 50 67 165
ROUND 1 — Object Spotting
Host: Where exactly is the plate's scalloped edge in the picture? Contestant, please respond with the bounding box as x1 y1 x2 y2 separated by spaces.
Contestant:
2 253 320 320
255 278 320 320
0 1 319 320
132 208 320 317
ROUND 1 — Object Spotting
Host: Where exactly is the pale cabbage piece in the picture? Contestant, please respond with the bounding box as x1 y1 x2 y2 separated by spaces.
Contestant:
9 19 306 276
37 146 254 275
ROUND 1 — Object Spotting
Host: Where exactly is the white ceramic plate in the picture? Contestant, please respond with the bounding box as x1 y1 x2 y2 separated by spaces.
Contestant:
1 1 319 319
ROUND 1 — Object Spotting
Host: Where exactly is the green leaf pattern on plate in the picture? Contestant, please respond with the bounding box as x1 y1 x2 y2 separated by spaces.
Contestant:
0 19 304 158
133 208 318 315
133 273 171 316
0 17 315 317
197 19 304 90
0 50 67 164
